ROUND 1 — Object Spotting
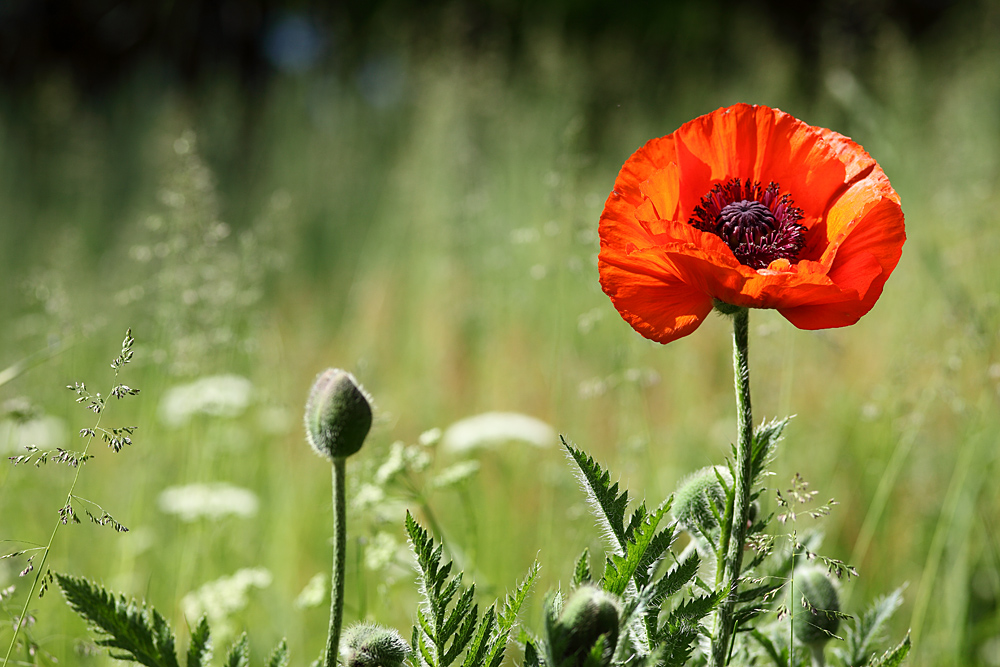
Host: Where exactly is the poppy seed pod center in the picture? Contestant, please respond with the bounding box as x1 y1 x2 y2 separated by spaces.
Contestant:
690 178 807 270
718 201 775 243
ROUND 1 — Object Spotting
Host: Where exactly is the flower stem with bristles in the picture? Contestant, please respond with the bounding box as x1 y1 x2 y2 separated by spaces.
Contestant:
326 458 347 667
709 307 754 667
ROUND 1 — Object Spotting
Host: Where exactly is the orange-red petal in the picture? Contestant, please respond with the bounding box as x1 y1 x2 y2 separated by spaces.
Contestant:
598 103 905 343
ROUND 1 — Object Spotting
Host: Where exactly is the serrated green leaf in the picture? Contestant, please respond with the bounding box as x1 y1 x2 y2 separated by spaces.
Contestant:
407 511 491 667
603 502 668 596
443 608 479 666
751 417 789 484
485 561 540 667
652 551 700 608
522 639 542 667
664 590 720 628
655 621 701 667
224 634 249 667
572 550 592 587
56 573 180 667
266 639 289 667
563 438 630 552
462 607 495 667
441 582 474 636
867 632 911 667
186 617 211 667
839 587 905 667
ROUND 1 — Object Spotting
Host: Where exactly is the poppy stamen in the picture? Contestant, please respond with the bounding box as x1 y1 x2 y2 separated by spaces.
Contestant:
689 178 806 269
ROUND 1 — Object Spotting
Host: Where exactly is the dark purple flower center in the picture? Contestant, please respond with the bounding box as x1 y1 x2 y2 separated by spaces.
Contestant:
689 178 806 269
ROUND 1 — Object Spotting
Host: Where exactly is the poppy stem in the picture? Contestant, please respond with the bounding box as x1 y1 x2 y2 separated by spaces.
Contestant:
325 458 347 667
709 307 754 667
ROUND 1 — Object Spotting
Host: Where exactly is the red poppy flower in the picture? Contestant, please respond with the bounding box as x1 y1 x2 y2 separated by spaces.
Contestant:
599 103 905 344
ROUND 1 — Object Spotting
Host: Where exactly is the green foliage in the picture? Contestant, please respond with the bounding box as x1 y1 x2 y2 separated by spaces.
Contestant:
572 550 592 587
558 439 716 667
225 634 250 667
835 588 906 667
562 438 632 552
57 573 180 667
265 640 289 667
750 418 789 485
866 633 911 667
186 617 211 667
405 511 538 667
56 574 285 667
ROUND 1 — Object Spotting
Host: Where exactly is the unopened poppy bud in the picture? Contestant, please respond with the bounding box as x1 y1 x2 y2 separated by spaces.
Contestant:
551 585 620 666
792 566 841 647
672 466 731 537
340 622 409 667
304 369 372 460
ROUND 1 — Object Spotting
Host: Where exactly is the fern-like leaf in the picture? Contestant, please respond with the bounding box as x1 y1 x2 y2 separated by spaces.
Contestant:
462 607 496 667
867 632 911 667
483 562 539 667
563 438 630 552
186 617 211 667
650 552 700 610
572 550 592 587
751 417 789 484
661 589 721 637
266 639 289 667
224 634 249 667
57 573 180 667
657 623 701 667
407 511 481 667
603 502 669 596
837 587 905 667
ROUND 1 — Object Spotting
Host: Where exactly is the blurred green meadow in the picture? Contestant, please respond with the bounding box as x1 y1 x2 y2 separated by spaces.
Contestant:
2 3 1000 666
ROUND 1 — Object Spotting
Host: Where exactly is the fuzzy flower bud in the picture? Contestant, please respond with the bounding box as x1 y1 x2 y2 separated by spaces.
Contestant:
792 566 841 647
340 622 409 667
304 369 372 461
672 466 732 538
550 585 620 667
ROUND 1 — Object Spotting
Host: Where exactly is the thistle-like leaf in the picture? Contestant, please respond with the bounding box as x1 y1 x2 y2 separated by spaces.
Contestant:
266 639 290 667
522 638 542 667
484 562 540 667
654 622 701 667
224 633 249 667
603 502 669 596
186 617 211 667
751 417 789 484
572 550 592 588
661 590 721 632
866 632 911 667
406 512 479 667
462 607 496 667
837 587 905 667
563 438 630 552
56 573 180 667
649 552 700 612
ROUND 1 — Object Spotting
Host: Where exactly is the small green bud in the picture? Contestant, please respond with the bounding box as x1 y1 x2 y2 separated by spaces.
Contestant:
550 585 620 666
792 566 841 647
304 369 373 460
672 466 732 537
340 622 409 667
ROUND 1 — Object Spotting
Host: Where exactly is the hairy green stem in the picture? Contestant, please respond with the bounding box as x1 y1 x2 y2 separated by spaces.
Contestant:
709 308 754 667
325 458 347 667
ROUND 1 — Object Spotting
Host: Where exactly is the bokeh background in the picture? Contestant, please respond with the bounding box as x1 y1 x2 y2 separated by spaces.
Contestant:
1 0 998 665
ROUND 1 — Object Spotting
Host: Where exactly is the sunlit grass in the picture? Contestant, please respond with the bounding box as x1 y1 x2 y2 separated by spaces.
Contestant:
1 18 999 666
